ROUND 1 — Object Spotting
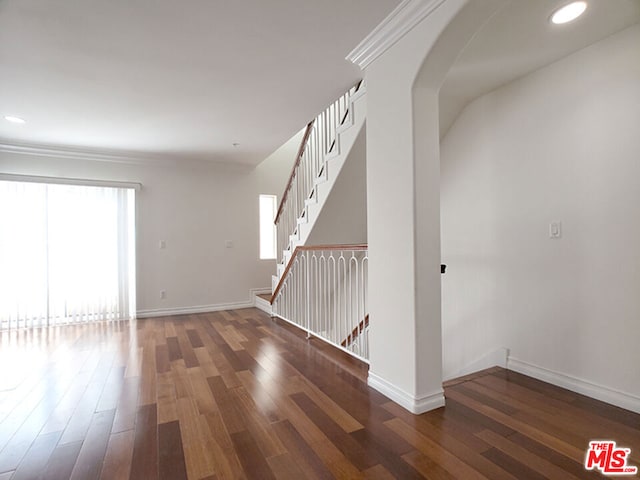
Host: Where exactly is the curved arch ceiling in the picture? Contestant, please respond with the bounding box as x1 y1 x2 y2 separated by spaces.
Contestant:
440 0 640 139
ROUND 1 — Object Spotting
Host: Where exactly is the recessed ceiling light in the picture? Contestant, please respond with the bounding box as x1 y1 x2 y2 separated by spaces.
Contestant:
4 115 26 124
551 2 587 24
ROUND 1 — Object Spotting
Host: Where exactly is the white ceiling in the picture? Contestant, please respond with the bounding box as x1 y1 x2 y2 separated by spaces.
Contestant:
440 0 640 138
0 0 401 166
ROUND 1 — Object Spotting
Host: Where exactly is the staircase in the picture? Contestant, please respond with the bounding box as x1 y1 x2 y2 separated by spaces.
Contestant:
272 81 367 290
271 245 369 361
268 82 369 361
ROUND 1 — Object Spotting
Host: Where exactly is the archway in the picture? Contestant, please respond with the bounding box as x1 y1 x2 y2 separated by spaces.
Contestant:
361 0 505 413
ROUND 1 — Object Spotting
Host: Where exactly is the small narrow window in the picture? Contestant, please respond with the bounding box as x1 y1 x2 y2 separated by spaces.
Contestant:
259 194 277 260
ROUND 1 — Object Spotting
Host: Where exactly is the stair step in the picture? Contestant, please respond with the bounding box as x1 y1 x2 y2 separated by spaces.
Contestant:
274 83 366 285
326 140 340 159
315 162 328 182
313 176 327 187
254 293 272 315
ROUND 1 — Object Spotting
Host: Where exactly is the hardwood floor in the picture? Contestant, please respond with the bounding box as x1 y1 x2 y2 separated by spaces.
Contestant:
0 308 638 479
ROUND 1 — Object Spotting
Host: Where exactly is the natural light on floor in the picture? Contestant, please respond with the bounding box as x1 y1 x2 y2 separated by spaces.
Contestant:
0 179 136 329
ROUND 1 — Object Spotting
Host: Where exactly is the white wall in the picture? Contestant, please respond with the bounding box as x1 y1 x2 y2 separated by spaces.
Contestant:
441 24 640 406
0 131 301 316
306 126 367 246
363 0 504 414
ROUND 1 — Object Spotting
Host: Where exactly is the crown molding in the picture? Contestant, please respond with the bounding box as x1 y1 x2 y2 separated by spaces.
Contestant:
0 172 141 190
0 141 174 166
346 0 448 69
0 140 256 172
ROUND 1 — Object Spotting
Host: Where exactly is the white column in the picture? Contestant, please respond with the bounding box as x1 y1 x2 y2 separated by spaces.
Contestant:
360 0 504 413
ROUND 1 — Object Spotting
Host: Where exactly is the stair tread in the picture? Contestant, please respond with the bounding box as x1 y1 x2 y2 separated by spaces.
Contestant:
275 85 366 283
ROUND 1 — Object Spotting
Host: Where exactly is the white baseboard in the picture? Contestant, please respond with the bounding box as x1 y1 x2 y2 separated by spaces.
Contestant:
368 372 445 414
444 347 509 381
136 287 271 319
507 357 640 414
254 295 272 315
252 287 272 314
137 301 253 318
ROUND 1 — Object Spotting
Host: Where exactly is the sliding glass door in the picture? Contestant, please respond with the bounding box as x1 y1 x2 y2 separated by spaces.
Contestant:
0 180 136 329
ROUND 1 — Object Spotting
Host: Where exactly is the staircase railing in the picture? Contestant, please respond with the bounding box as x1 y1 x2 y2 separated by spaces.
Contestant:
274 82 362 265
271 244 369 362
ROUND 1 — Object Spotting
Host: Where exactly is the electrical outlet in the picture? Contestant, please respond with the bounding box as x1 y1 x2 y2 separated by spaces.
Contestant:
159 240 166 249
160 290 166 299
225 240 233 248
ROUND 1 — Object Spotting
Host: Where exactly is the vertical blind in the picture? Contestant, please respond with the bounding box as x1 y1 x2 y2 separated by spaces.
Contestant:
0 180 136 329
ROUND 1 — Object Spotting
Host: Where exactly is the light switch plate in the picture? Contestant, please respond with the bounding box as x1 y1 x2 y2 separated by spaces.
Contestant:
549 221 562 239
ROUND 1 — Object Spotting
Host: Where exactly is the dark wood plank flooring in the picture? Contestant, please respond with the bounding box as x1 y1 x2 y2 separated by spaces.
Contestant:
0 308 638 479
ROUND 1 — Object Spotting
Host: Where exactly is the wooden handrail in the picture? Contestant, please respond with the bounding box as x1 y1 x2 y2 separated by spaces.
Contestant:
341 314 369 348
273 80 363 227
274 121 315 225
270 244 368 304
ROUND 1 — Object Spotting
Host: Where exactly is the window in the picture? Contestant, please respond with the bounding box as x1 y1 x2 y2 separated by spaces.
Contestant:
0 179 136 329
259 194 277 260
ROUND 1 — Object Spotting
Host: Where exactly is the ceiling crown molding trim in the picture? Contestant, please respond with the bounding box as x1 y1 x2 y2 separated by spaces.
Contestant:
0 172 142 190
0 141 256 172
346 0 448 69
0 141 173 166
